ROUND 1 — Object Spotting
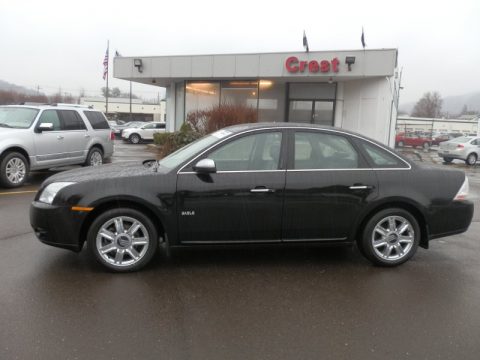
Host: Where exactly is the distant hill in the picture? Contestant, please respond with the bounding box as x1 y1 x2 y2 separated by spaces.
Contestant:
400 91 480 116
0 79 39 96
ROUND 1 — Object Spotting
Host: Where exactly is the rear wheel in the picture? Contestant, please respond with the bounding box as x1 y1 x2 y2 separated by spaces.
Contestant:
84 147 103 167
397 141 404 147
423 142 430 150
87 208 158 272
129 134 141 144
0 152 29 188
359 208 420 266
465 153 477 166
443 157 453 163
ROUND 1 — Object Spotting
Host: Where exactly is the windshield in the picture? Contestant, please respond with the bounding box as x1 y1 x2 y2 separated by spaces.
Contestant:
0 107 39 129
159 130 233 169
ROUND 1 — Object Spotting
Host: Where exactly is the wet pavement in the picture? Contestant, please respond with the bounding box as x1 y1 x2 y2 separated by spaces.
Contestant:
1 142 480 359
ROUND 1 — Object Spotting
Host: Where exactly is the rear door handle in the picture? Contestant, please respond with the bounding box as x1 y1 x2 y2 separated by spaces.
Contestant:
57 135 64 140
85 134 91 138
349 185 373 190
250 187 275 193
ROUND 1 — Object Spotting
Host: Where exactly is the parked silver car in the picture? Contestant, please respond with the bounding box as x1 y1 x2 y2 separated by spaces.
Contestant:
438 136 480 165
0 105 115 188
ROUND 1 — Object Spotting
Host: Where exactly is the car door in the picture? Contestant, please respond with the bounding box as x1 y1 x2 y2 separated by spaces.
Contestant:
33 109 69 166
176 130 286 244
140 123 156 140
57 110 89 162
282 130 378 242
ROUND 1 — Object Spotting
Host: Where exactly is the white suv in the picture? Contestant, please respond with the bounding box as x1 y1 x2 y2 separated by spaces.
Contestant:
122 122 166 144
0 104 114 188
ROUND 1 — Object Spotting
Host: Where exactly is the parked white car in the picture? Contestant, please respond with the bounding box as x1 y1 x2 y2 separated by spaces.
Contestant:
0 105 114 188
122 122 166 144
438 136 480 165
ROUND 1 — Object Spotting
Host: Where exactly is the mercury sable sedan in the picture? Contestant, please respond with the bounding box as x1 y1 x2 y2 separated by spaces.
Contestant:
30 123 474 272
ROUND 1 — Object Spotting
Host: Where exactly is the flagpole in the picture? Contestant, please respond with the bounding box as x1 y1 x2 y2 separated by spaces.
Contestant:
105 40 109 116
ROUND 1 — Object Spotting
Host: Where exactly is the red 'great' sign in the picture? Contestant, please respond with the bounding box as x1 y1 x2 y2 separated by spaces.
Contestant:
285 56 340 74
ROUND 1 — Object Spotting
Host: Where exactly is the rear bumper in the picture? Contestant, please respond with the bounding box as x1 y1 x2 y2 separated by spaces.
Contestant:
437 150 466 160
30 201 87 252
428 200 474 240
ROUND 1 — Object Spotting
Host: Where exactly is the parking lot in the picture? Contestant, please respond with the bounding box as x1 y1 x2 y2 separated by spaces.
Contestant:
1 141 480 359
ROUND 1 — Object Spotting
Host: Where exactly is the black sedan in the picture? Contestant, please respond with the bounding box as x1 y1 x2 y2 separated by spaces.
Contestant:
30 123 474 272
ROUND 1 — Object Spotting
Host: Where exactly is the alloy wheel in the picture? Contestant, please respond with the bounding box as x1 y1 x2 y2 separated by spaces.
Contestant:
5 157 26 185
371 215 414 261
130 134 140 144
96 216 150 267
90 151 103 166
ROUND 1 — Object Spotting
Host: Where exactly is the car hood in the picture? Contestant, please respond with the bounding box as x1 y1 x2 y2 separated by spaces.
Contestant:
0 127 27 136
43 161 168 186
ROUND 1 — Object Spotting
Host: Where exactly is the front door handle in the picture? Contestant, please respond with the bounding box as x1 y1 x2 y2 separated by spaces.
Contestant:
57 135 64 140
85 134 91 138
349 185 373 190
250 187 275 193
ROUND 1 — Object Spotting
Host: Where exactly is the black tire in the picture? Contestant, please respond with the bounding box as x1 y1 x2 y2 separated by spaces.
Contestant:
465 153 477 166
87 208 158 272
359 208 420 267
398 141 404 147
84 147 104 167
0 152 29 188
443 157 453 163
129 134 141 144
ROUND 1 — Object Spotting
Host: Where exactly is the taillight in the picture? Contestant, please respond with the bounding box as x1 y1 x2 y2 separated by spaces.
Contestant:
110 131 115 141
457 144 464 149
453 176 469 201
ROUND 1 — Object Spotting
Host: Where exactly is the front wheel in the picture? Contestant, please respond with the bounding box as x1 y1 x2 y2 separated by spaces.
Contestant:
443 157 453 163
87 208 158 272
359 208 420 266
129 134 141 144
465 153 477 166
423 142 430 151
0 152 29 188
397 141 404 147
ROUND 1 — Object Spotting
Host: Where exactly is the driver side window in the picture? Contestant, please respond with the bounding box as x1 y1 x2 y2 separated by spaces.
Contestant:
208 132 282 171
37 110 61 131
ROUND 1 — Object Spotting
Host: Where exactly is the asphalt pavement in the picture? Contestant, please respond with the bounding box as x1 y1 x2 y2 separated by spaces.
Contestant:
1 142 480 359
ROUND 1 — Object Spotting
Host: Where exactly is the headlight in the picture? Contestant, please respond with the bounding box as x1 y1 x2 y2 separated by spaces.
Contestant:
39 182 76 204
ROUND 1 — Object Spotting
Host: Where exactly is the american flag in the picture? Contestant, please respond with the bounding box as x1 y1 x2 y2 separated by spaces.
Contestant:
102 48 109 80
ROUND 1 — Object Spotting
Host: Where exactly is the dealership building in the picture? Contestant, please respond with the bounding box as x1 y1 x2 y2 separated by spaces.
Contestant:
114 49 399 146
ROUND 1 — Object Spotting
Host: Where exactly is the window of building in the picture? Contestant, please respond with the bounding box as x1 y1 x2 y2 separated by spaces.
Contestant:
185 82 220 118
258 80 286 122
288 83 336 125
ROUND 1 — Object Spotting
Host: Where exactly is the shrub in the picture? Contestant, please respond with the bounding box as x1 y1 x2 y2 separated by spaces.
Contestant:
155 103 257 157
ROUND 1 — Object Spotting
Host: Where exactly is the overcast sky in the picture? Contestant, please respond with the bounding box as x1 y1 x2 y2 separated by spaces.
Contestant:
0 0 478 104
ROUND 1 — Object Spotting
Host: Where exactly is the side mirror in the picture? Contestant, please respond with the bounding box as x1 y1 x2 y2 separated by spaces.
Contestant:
193 159 216 174
37 123 54 132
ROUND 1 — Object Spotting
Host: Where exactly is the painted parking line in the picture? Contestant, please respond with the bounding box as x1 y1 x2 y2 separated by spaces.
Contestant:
0 190 38 196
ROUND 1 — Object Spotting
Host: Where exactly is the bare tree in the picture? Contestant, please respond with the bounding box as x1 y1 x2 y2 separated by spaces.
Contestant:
411 92 443 118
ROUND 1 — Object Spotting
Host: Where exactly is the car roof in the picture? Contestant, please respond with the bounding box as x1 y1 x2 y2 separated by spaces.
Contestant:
1 104 94 111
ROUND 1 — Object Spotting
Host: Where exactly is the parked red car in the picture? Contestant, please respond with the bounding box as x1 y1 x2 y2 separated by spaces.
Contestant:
395 132 432 149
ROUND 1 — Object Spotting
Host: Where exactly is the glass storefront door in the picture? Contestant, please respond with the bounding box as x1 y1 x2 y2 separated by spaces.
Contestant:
288 100 334 125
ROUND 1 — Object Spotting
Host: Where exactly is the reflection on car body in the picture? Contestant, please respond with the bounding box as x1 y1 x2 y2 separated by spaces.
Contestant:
30 123 474 272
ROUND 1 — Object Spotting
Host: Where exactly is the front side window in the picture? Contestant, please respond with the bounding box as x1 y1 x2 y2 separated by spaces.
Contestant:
37 110 61 131
59 110 86 131
294 131 358 169
209 132 282 171
0 107 39 129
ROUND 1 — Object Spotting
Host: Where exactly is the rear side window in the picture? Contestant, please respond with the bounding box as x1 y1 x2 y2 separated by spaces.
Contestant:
84 111 110 130
155 123 166 129
359 141 409 168
59 110 86 130
294 131 359 169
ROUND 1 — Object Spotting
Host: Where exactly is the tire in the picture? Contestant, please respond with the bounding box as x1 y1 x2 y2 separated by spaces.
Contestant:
129 134 141 144
0 152 29 188
443 157 453 163
423 142 430 151
359 208 420 267
84 147 103 167
87 208 158 272
398 141 404 147
465 153 477 166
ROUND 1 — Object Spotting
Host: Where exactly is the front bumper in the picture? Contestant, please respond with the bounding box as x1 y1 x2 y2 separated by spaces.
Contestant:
30 201 88 252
